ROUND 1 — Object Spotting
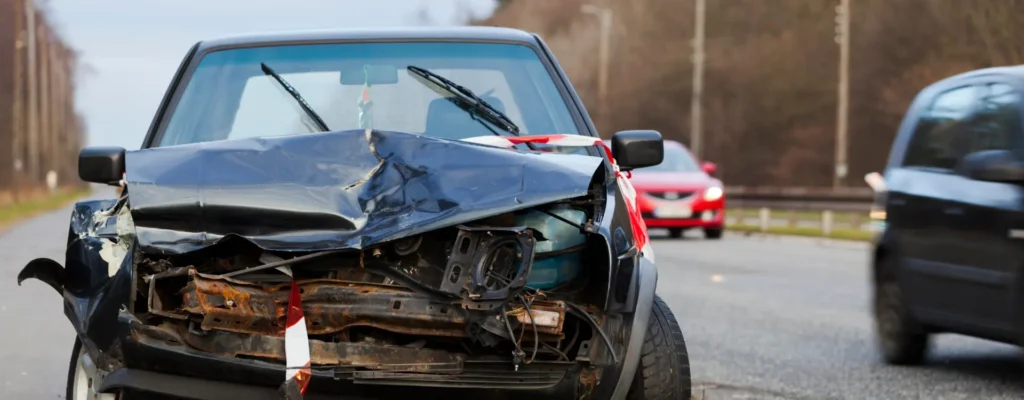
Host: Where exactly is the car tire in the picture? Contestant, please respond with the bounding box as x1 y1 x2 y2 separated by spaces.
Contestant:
626 296 691 400
873 276 929 365
703 228 723 240
68 339 119 400
668 228 684 239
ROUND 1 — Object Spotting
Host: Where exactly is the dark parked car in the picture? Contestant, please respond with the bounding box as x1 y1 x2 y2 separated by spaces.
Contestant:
870 65 1024 365
18 27 691 400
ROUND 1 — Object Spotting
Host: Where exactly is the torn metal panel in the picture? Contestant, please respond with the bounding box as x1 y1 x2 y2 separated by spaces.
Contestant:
99 204 134 277
124 129 603 255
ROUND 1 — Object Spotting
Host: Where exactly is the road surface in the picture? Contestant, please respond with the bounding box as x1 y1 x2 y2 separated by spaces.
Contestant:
1 200 1023 399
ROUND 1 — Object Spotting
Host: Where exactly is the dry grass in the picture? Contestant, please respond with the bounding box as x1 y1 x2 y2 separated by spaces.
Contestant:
728 224 873 242
0 187 92 231
729 208 866 224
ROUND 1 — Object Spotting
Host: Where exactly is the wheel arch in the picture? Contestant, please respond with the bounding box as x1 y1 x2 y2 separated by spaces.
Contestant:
873 244 890 284
872 229 899 285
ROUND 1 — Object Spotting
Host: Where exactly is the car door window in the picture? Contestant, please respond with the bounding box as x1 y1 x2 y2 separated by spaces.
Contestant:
961 83 1024 158
902 85 978 170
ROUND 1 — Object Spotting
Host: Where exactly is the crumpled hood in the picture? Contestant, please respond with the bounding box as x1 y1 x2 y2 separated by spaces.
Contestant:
124 129 604 255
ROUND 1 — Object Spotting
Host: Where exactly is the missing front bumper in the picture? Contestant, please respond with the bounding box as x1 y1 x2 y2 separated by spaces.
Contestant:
149 268 477 338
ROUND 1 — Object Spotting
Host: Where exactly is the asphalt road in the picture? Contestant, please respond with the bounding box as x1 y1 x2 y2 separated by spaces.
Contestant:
655 231 1024 400
2 199 1023 399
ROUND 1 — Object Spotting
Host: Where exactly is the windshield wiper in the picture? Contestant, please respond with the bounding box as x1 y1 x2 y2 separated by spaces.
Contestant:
406 65 520 136
260 62 330 132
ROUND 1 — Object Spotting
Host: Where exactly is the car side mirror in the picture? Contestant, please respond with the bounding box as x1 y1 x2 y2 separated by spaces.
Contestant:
701 161 717 175
961 149 1024 183
611 130 663 171
79 146 126 185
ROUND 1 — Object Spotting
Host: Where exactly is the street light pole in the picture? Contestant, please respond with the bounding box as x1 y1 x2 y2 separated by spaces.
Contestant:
25 0 39 183
834 0 851 188
690 0 706 158
580 4 613 133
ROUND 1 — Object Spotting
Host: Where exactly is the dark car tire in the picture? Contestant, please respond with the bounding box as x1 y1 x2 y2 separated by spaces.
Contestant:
703 228 723 239
68 339 123 400
67 338 84 400
873 277 929 365
626 296 691 400
667 228 684 239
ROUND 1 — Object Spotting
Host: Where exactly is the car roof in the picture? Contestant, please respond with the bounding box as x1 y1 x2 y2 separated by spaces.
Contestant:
663 140 686 149
196 26 539 52
934 65 1024 86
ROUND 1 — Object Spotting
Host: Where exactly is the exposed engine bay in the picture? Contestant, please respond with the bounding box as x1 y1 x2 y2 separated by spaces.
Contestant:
129 197 619 390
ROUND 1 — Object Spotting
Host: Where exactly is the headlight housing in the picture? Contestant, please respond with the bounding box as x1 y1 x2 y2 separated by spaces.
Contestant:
703 186 724 201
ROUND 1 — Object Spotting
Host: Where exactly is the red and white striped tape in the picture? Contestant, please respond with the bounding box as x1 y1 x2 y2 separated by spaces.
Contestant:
284 281 312 395
462 135 652 261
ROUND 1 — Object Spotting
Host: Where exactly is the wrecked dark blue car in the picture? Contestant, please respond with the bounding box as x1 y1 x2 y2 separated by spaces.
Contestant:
19 27 690 400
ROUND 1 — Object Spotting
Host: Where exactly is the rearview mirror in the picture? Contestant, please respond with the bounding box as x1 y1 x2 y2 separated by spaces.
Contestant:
960 149 1024 183
340 64 399 86
701 161 717 175
79 146 126 185
611 130 663 171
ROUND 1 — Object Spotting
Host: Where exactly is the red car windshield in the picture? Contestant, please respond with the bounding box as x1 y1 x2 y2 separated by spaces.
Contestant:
638 145 700 172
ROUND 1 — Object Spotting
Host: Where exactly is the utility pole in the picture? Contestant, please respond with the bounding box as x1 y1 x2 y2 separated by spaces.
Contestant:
834 0 851 188
39 25 51 180
11 0 25 192
690 0 706 158
25 0 39 184
580 4 613 133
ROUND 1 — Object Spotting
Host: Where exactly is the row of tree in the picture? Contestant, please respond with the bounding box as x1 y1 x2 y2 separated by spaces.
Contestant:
477 0 1024 187
0 0 86 203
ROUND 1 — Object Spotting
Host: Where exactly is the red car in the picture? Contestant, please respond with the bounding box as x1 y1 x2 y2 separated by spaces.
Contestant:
628 140 725 239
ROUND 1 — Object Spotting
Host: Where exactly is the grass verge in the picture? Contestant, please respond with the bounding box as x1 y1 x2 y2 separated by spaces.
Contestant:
728 224 873 242
729 208 865 224
0 188 92 231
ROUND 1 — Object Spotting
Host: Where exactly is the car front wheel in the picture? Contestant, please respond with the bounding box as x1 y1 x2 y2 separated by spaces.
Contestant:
627 296 691 400
68 339 119 400
703 228 723 239
873 276 929 365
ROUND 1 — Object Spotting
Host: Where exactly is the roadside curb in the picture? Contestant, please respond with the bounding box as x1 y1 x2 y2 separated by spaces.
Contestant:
692 382 800 400
724 230 870 249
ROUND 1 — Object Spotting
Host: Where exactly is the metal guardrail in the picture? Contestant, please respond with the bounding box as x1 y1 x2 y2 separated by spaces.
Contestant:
724 186 875 212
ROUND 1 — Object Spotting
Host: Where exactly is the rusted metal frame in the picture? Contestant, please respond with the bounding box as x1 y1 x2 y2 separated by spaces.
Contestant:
149 268 567 339
146 267 192 320
156 269 467 337
160 325 464 370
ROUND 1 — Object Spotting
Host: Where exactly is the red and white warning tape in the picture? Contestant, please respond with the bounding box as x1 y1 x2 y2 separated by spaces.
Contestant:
284 281 312 395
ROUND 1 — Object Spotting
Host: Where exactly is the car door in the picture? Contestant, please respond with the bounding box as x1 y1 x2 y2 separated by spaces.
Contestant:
945 81 1024 336
892 84 979 321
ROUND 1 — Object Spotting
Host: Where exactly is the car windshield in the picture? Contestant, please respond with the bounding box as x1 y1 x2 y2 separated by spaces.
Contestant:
638 145 700 172
157 41 586 153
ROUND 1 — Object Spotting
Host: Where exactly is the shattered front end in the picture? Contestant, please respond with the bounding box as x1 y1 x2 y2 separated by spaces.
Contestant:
132 215 617 397
30 130 650 400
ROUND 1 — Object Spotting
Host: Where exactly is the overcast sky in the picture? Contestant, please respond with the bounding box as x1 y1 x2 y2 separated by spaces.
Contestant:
45 0 498 149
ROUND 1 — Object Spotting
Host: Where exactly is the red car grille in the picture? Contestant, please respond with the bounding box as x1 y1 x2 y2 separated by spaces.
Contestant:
644 191 697 201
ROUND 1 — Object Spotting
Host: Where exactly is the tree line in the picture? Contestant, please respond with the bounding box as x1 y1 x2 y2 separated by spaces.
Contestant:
476 0 1024 187
0 0 86 204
